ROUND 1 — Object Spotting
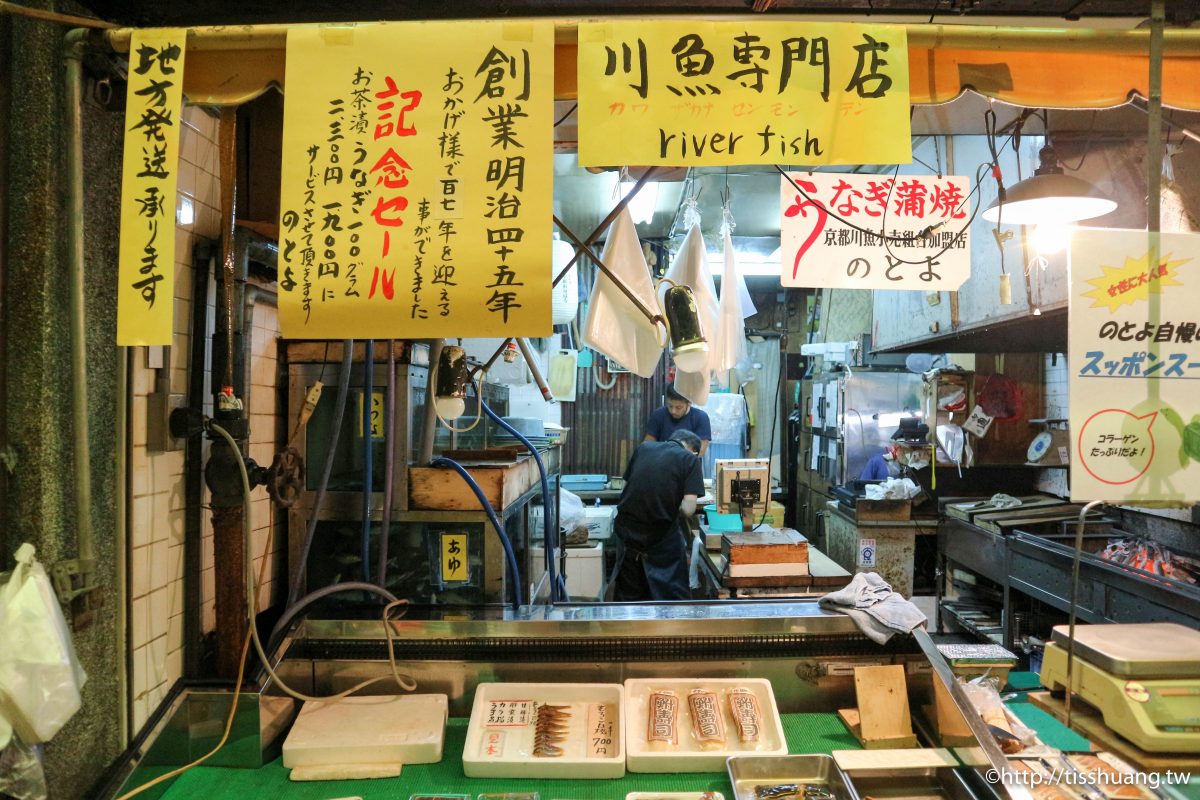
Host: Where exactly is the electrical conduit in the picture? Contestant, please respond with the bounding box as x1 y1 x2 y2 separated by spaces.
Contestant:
479 400 565 602
378 340 396 587
430 456 523 608
361 339 374 582
285 339 353 607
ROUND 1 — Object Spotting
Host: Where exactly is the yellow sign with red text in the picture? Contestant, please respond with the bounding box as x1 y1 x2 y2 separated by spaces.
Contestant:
577 20 910 167
278 22 554 339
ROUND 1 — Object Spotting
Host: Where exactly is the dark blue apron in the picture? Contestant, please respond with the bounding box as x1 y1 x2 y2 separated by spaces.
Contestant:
612 517 690 601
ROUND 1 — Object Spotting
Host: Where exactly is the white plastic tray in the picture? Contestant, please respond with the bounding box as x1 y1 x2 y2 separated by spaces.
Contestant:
627 793 725 799
282 694 447 770
624 678 787 773
462 682 625 779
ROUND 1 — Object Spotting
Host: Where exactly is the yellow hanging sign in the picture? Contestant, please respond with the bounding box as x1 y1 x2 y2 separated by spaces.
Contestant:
116 29 187 345
577 20 910 167
441 532 469 583
278 22 555 339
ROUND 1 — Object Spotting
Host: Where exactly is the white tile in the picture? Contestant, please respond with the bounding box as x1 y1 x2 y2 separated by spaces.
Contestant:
165 648 183 686
148 633 169 688
148 539 170 591
130 494 153 549
251 498 271 535
166 509 185 548
130 544 150 599
131 395 148 448
131 643 149 698
149 586 170 640
132 693 149 734
130 445 150 498
202 599 216 634
168 612 183 651
201 567 215 609
166 559 184 616
130 595 151 650
151 491 172 542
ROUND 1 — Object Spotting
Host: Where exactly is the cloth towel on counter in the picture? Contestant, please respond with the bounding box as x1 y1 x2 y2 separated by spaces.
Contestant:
818 572 927 644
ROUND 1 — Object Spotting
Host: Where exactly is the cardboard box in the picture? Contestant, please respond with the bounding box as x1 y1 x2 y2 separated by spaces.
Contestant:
714 458 770 511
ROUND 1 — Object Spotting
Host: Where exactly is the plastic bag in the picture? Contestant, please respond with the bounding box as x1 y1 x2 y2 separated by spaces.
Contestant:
0 732 48 800
558 488 586 535
961 676 1038 752
0 543 88 744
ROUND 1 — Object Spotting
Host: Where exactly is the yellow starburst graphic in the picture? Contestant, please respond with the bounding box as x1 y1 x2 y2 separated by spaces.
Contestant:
1083 250 1189 313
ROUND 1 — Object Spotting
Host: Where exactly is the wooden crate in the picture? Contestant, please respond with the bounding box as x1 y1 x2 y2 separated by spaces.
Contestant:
721 528 809 565
856 499 911 521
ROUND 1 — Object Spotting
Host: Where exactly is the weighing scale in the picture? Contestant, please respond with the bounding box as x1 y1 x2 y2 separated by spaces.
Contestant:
1040 622 1200 753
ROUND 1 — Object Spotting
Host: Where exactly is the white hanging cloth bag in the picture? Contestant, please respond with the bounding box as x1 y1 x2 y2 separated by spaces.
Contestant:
582 206 664 377
0 543 87 745
667 218 720 405
713 224 752 389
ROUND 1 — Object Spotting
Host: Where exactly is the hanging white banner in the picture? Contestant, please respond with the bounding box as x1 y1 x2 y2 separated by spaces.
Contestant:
779 172 971 290
1069 229 1200 503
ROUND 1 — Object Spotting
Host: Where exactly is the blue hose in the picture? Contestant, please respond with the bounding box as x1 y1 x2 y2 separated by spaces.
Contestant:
361 339 374 582
431 457 523 608
479 402 566 602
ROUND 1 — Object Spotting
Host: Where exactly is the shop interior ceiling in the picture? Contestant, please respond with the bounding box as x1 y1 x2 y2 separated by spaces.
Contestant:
80 0 1198 27
79 0 1200 293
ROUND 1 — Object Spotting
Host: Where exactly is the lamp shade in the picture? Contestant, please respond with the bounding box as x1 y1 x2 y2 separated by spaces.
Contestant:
663 283 709 371
434 345 470 420
982 145 1116 224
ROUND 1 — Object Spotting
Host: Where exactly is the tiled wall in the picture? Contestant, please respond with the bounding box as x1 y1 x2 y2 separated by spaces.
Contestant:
1036 353 1070 497
127 106 284 732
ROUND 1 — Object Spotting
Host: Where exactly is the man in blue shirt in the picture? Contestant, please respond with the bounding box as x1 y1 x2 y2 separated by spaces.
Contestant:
644 387 712 457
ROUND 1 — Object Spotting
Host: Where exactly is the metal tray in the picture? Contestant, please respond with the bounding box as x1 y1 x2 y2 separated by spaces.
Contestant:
842 767 979 800
726 754 856 800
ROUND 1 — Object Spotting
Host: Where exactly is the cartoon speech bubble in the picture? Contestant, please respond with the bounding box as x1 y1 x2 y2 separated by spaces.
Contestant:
1077 409 1157 485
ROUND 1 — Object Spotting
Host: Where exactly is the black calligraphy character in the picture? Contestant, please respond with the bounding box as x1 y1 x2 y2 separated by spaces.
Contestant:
475 47 531 102
919 258 942 282
486 156 525 192
604 39 649 100
486 289 522 322
845 34 893 99
482 104 527 150
134 78 174 108
727 33 770 93
485 192 521 219
883 253 905 282
135 186 166 218
667 34 720 97
131 107 173 142
780 37 829 100
137 143 169 179
133 42 182 76
443 67 465 95
846 257 870 279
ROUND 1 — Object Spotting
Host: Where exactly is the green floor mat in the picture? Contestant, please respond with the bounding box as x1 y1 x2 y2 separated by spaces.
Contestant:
1005 696 1091 753
151 713 861 800
1005 671 1043 692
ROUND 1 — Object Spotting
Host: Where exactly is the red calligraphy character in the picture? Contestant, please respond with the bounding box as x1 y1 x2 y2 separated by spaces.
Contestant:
371 195 409 227
893 179 927 218
370 148 413 189
828 179 862 216
861 179 892 217
369 266 396 300
374 76 422 139
929 181 967 219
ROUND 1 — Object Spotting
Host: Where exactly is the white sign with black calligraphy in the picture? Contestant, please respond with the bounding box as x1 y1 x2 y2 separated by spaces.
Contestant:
779 172 972 291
